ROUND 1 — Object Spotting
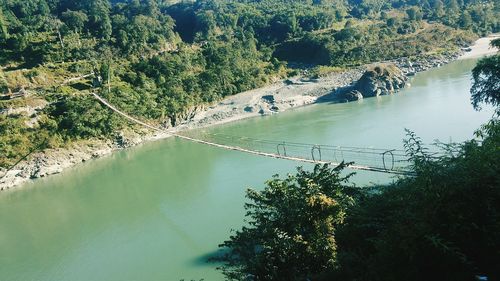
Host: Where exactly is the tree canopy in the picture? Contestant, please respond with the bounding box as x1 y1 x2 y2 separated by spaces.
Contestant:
471 38 500 110
215 163 358 280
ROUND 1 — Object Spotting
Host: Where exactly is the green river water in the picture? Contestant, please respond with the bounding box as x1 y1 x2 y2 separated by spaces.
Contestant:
0 58 494 281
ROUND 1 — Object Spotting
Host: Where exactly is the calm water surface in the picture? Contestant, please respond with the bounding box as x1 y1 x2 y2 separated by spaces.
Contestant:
0 58 494 280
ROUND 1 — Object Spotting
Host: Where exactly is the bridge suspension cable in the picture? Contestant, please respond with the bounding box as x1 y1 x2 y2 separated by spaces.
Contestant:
92 93 413 175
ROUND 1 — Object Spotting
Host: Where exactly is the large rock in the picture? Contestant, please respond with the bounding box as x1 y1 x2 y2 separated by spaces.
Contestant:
354 64 407 98
343 90 364 102
334 64 407 102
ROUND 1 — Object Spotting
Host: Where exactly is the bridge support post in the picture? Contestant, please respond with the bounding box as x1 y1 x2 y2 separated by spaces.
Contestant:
311 145 322 161
277 143 287 157
382 150 395 171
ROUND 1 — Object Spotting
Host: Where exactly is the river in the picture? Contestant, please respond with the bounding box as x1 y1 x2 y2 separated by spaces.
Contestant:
0 57 494 281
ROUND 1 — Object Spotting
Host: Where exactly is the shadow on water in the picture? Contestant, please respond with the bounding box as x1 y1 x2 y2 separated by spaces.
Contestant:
190 248 229 266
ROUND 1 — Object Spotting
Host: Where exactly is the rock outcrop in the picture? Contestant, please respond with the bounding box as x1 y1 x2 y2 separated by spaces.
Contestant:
336 64 407 101
355 64 407 97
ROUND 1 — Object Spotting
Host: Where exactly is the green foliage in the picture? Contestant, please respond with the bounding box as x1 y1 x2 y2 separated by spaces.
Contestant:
127 37 280 123
85 0 112 40
335 122 500 281
0 69 8 93
216 163 359 281
471 39 500 111
61 10 89 33
275 24 470 66
0 114 34 167
46 94 122 140
0 8 8 42
405 6 422 21
219 121 500 280
0 112 62 167
349 0 499 35
166 0 344 45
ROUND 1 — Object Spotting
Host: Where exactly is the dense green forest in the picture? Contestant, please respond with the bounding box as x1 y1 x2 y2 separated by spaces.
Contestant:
215 39 500 281
1 0 499 167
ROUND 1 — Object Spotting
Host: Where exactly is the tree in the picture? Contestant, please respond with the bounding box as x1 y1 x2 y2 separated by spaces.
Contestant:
432 0 445 18
447 0 460 11
84 0 112 40
0 9 8 42
45 15 65 48
144 0 160 17
459 11 473 29
406 7 422 21
268 12 299 42
0 69 8 93
47 94 121 140
61 10 88 33
335 124 500 281
216 164 359 281
471 39 500 110
387 17 400 27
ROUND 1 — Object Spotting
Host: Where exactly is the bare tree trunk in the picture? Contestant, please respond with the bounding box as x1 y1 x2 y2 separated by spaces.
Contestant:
108 65 111 94
57 30 64 48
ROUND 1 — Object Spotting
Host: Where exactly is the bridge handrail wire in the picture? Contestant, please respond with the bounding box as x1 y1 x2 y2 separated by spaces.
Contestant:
91 93 414 175
203 132 408 154
192 134 408 157
195 134 409 158
188 131 411 169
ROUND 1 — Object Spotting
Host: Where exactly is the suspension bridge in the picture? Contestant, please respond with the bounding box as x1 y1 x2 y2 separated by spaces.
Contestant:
92 93 413 175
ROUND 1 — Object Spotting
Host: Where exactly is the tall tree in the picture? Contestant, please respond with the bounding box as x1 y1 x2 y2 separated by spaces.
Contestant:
471 39 500 110
0 9 8 42
144 0 160 17
216 164 358 281
45 15 65 48
61 10 88 33
83 0 112 40
406 7 422 21
432 0 445 18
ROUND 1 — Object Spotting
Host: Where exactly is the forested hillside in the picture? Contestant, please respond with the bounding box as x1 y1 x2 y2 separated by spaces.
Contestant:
1 0 499 168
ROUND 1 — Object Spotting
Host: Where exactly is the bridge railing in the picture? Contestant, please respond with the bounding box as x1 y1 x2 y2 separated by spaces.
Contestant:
181 131 412 173
90 92 414 175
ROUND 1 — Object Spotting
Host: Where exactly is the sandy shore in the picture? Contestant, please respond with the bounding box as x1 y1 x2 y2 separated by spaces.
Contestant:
174 70 364 132
1 36 497 192
460 34 499 59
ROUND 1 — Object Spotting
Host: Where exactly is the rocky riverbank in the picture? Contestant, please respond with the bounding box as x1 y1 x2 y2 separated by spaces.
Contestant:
320 35 500 104
1 36 497 192
333 64 408 102
393 52 464 75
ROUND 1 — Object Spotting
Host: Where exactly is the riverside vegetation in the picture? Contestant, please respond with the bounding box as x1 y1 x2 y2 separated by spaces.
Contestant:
1 0 499 170
215 39 500 281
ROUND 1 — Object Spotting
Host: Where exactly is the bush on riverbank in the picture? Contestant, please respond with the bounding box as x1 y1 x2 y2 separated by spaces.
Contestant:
216 119 500 281
333 120 500 281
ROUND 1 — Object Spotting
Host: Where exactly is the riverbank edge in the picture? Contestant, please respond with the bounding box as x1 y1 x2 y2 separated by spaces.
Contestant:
1 35 498 192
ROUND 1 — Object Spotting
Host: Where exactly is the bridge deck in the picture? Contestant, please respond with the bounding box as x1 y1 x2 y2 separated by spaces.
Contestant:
92 93 413 175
